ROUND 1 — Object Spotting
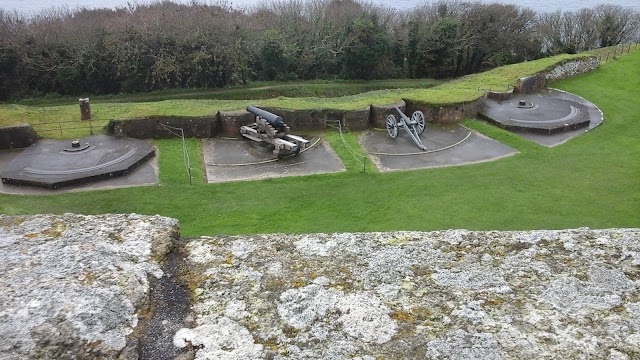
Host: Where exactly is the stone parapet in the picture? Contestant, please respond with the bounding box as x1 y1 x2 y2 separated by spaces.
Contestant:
370 101 406 128
546 56 600 83
176 228 640 359
0 213 179 359
0 124 39 149
107 116 215 139
407 96 486 124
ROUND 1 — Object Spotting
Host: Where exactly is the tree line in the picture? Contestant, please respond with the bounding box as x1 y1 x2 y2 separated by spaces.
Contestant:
0 0 638 101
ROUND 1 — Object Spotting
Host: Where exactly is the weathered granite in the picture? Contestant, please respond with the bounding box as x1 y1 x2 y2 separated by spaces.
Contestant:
0 213 179 359
176 229 640 359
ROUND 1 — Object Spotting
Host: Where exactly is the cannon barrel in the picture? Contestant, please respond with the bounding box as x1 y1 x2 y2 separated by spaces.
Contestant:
394 106 411 122
247 105 285 129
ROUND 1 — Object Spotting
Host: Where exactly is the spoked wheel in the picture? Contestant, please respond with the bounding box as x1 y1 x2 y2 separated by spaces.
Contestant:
386 114 398 138
411 111 426 135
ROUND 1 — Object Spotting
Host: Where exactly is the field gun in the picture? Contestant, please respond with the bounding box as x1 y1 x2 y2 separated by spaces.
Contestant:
386 107 427 150
241 105 310 157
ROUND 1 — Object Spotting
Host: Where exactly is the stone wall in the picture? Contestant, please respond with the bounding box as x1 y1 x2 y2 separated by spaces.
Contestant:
546 56 600 83
407 96 486 124
216 107 368 137
370 101 406 128
104 98 491 138
218 110 255 138
343 107 371 130
254 107 338 132
487 88 514 101
217 108 331 137
0 124 39 149
515 72 547 94
107 116 215 139
512 56 599 94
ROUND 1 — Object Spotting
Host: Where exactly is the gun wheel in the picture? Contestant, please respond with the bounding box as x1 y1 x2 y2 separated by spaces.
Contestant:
412 111 426 135
386 115 399 138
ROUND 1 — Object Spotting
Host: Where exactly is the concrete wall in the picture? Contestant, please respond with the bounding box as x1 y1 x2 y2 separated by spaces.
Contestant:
0 124 39 149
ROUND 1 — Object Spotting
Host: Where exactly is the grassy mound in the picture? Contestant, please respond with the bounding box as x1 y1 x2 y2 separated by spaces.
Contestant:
0 51 637 235
0 53 589 139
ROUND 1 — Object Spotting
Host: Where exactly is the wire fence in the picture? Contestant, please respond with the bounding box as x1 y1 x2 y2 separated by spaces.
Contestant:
33 119 96 138
326 119 368 173
594 43 637 63
159 123 193 185
478 84 514 93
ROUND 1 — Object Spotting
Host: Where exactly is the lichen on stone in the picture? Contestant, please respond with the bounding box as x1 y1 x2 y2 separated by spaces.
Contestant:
178 228 640 359
0 213 178 359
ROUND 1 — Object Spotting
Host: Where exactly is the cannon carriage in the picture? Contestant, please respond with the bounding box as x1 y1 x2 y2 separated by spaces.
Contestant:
241 105 310 157
386 107 428 150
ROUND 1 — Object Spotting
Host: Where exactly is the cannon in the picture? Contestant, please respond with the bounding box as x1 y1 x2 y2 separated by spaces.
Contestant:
385 107 427 150
241 105 310 157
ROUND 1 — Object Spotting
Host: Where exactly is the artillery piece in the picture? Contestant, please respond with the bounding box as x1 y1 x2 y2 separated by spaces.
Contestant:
386 107 427 150
241 105 310 157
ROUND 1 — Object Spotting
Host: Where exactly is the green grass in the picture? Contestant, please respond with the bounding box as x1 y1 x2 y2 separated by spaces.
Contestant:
0 53 592 140
323 129 377 174
14 79 445 106
0 51 638 235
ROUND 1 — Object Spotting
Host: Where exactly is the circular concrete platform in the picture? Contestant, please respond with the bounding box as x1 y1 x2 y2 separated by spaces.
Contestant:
360 124 518 172
481 88 603 146
0 135 155 189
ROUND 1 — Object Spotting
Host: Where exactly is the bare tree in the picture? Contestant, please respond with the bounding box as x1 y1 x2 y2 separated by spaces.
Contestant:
595 4 640 47
537 9 599 54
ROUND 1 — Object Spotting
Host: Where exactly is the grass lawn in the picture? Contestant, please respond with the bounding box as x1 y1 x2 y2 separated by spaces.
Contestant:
0 51 638 236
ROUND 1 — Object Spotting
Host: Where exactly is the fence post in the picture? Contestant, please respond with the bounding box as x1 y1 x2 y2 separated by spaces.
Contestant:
59 122 63 137
79 98 92 120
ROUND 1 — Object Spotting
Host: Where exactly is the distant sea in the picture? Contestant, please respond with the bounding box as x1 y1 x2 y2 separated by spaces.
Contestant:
2 0 639 16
